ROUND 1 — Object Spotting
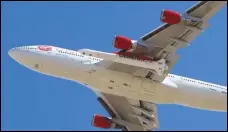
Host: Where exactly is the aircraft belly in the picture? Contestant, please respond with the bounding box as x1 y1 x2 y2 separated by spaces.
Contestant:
175 83 227 112
35 55 91 83
86 68 141 98
34 57 201 106
35 57 180 105
86 67 177 104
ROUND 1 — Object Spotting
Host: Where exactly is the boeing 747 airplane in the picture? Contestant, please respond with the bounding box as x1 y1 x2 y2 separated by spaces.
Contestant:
8 1 227 131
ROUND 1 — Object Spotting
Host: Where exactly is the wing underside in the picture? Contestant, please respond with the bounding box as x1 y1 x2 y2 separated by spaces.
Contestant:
96 92 159 131
139 1 227 75
102 1 226 82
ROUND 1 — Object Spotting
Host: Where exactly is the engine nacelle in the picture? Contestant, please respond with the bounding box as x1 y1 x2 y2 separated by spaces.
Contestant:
113 36 148 53
114 36 132 50
160 9 203 25
92 114 113 129
160 10 181 24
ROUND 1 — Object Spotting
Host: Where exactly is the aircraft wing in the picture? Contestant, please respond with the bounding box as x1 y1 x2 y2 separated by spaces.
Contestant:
139 1 226 76
95 92 159 131
80 1 227 83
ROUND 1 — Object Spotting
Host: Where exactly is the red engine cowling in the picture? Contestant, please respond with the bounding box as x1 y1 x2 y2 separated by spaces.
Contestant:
160 10 181 24
92 114 113 129
113 36 148 54
113 36 132 50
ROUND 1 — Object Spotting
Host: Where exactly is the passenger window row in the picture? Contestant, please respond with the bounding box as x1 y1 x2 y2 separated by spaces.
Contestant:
179 77 223 89
14 47 36 50
58 50 83 57
198 81 223 89
180 78 196 83
58 51 102 61
168 75 223 89
168 75 174 78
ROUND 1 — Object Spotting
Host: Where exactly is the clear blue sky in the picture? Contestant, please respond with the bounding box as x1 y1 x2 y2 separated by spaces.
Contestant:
1 1 227 131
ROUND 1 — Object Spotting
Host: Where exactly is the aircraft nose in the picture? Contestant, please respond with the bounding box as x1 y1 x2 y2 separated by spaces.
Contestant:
8 46 42 69
8 47 21 60
8 46 33 64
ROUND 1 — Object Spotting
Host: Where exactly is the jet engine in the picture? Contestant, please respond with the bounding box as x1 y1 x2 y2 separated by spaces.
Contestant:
160 10 181 24
114 36 132 50
160 9 202 25
113 36 148 53
92 114 114 129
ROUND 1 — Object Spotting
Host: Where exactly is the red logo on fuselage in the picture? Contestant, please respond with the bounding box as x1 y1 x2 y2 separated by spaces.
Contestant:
38 46 52 51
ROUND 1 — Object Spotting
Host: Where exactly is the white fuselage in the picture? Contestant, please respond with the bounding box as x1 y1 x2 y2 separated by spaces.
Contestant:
8 45 227 112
